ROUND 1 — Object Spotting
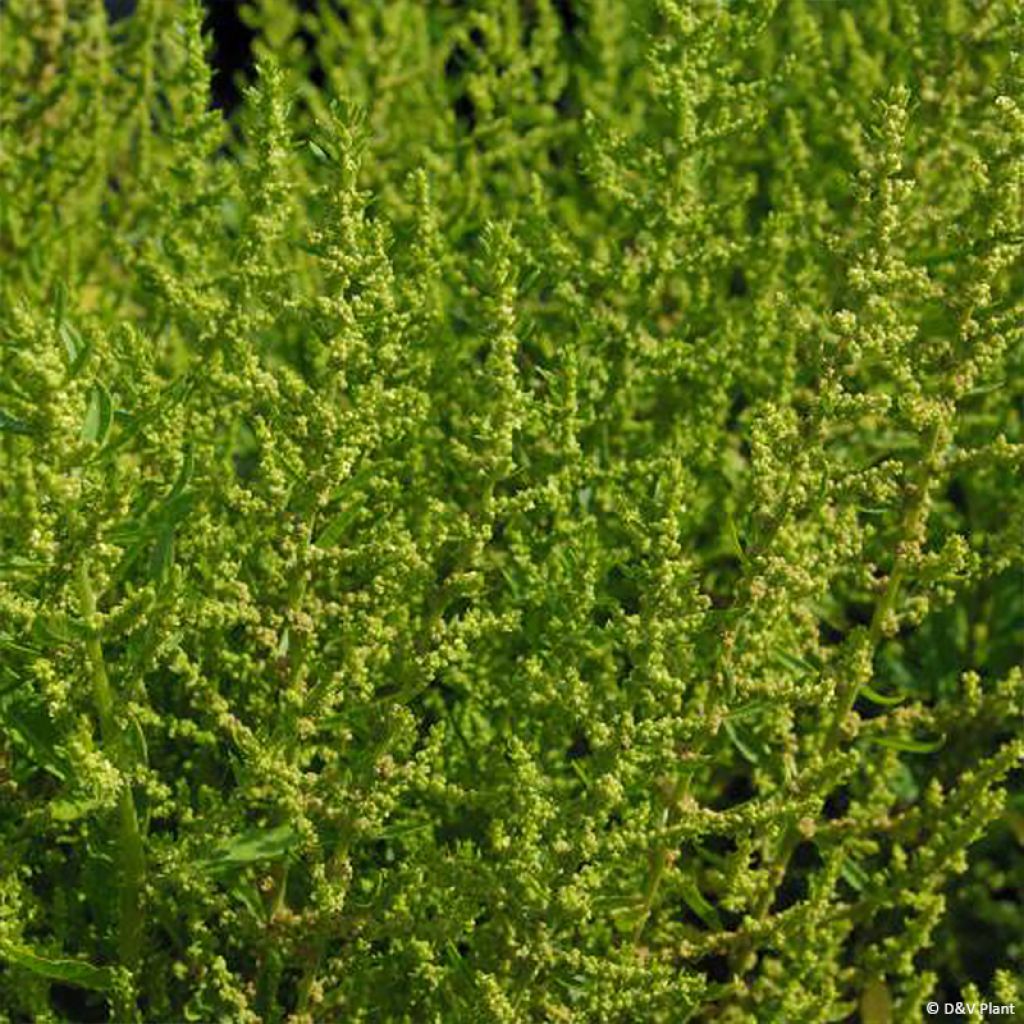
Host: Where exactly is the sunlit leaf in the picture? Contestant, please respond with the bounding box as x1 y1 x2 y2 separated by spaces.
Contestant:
870 734 945 754
81 382 113 445
859 682 905 707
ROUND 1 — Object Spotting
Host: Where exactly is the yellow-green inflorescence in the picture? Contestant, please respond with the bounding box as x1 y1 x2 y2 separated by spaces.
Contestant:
1 1 1022 1021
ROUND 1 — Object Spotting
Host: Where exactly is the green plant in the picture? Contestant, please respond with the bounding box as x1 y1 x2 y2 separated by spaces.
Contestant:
1 1 1021 1021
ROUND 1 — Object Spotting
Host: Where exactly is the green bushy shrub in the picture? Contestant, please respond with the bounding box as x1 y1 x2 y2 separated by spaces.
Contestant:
1 1 1022 1021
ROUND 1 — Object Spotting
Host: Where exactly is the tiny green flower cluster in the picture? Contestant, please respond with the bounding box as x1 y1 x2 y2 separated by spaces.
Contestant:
1 1 1021 1022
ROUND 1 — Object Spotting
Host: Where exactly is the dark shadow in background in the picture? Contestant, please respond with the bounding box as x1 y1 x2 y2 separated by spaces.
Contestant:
104 0 579 115
106 0 255 112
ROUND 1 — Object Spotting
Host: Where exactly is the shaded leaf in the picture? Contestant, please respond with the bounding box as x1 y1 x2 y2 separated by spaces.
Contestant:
860 976 893 1024
679 878 722 931
771 649 818 678
201 824 298 873
159 491 195 527
2 701 70 780
0 409 34 436
315 463 380 547
31 612 83 646
0 941 115 991
723 719 759 764
608 901 645 935
168 445 195 502
123 713 149 768
0 632 40 657
316 503 362 547
725 699 772 723
149 524 175 585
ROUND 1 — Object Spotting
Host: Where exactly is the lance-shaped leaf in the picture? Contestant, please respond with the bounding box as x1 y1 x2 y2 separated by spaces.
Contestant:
200 824 299 875
0 941 116 991
0 409 34 436
82 382 113 445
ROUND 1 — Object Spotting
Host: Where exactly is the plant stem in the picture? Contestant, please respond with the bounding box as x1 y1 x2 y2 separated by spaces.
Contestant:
76 560 146 995
257 524 316 1019
824 422 940 754
633 773 690 947
732 423 941 972
295 841 350 1014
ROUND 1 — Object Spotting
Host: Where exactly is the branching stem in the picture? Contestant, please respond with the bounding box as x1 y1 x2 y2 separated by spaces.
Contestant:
76 559 146 1019
732 423 941 973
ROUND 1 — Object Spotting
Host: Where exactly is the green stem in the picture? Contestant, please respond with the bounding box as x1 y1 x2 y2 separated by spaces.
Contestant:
77 561 116 741
732 423 941 973
633 773 690 947
296 839 351 1014
258 524 316 1019
821 566 903 754
76 560 146 1015
824 422 939 754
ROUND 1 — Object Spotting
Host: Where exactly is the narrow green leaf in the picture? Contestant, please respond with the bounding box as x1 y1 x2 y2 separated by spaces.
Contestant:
316 503 362 547
725 699 772 723
53 280 67 327
226 877 265 919
859 682 905 707
0 632 40 657
870 734 945 754
275 626 290 659
723 719 759 764
770 649 821 678
59 321 85 372
824 1002 859 1023
167 445 195 502
149 525 175 585
0 555 47 574
81 382 113 445
889 761 920 803
31 612 79 646
326 462 378 503
201 824 298 873
609 901 645 934
0 409 34 436
679 878 722 931
0 672 30 698
3 701 70 780
724 508 747 565
964 379 1005 397
0 940 115 991
306 138 334 164
840 857 870 892
160 491 195 526
570 759 591 787
123 713 149 768
107 518 144 546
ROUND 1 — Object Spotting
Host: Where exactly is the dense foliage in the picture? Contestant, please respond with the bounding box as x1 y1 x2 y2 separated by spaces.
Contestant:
1 1 1022 1021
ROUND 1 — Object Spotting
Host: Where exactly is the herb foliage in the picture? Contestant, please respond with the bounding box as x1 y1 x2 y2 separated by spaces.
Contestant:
1 1 1022 1021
